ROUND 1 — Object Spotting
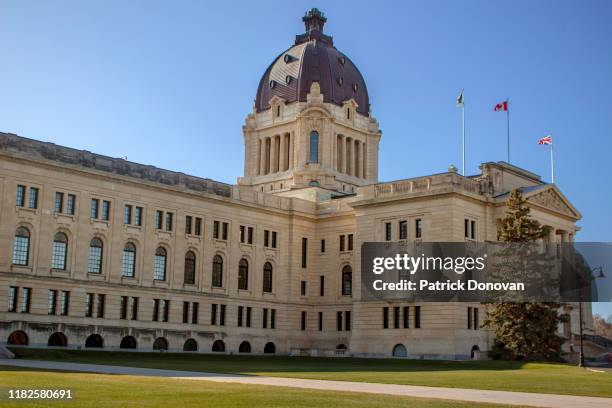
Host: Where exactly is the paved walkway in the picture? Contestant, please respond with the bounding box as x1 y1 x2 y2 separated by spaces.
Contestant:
2 359 611 408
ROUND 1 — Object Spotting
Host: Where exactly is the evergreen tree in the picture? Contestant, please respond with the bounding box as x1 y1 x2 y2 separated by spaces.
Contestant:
485 188 565 361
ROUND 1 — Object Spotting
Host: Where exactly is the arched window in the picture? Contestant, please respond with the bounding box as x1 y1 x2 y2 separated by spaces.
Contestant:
212 255 223 288
341 265 352 296
7 330 29 346
153 337 168 351
212 339 225 352
264 342 276 354
120 335 137 349
263 262 273 293
122 242 136 277
238 259 249 290
85 334 104 348
183 338 198 352
392 344 407 357
154 247 167 281
88 238 103 274
51 232 68 270
239 341 251 353
48 332 68 347
184 251 196 285
309 130 319 163
12 227 31 266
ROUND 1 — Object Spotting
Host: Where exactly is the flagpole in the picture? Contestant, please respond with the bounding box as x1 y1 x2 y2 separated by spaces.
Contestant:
462 103 465 176
506 99 510 163
550 142 555 184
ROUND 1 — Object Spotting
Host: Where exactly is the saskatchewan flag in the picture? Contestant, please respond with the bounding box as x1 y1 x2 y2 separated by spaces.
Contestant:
456 89 464 107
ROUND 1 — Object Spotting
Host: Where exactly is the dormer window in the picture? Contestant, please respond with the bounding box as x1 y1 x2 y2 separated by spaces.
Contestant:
269 80 276 89
285 75 292 85
338 56 346 65
337 77 343 86
276 105 281 117
352 83 358 92
346 108 351 120
284 54 292 63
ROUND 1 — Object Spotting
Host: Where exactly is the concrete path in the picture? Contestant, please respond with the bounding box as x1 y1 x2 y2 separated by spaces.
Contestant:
2 359 611 408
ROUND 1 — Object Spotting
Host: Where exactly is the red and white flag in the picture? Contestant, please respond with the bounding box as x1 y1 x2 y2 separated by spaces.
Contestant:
538 135 552 145
494 100 508 112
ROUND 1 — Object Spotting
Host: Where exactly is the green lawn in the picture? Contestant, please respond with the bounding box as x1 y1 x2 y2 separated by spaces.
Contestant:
9 348 612 398
0 366 524 408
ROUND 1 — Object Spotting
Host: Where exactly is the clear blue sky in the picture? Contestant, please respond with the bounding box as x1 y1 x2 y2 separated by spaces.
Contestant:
1 1 611 315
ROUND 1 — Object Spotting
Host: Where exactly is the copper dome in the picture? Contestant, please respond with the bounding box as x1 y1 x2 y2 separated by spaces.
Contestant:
255 9 370 115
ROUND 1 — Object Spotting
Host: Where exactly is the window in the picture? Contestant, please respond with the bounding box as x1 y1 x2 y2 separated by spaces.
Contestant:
301 238 307 268
471 220 476 240
263 262 273 293
415 305 421 328
155 210 163 229
415 218 422 239
318 312 323 331
467 306 472 329
66 194 76 215
212 255 223 287
124 205 132 224
165 212 173 231
28 187 39 209
348 234 353 251
90 198 99 219
153 299 160 321
222 222 228 240
184 251 196 285
122 242 136 277
88 238 103 274
271 231 277 248
51 232 68 270
337 311 343 331
16 185 25 207
403 306 409 328
270 309 276 329
339 235 345 251
60 290 69 316
464 219 469 238
238 259 248 290
321 239 326 253
383 307 389 329
247 226 253 244
213 221 220 238
237 306 244 327
300 280 306 296
12 227 30 266
473 307 479 330
162 300 170 322
309 131 319 163
240 225 245 243
130 297 139 320
185 216 192 234
54 192 64 213
101 200 111 221
394 306 400 328
154 247 167 281
264 230 269 247
183 301 189 323
341 265 352 296
96 294 105 318
399 221 407 240
345 311 351 331
220 304 225 325
134 206 143 226
194 217 202 236
8 286 18 312
121 296 128 320
85 293 94 317
263 308 268 328
21 287 31 313
385 222 392 241
246 306 252 327
464 218 476 239
301 311 307 330
320 275 325 296
48 290 58 315
211 304 217 325
192 302 199 324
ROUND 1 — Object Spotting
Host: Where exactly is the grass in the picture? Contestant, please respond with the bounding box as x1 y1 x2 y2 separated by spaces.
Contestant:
0 366 524 408
9 348 612 398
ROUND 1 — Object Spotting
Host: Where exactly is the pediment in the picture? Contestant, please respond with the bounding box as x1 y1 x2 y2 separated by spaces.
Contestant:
526 187 581 219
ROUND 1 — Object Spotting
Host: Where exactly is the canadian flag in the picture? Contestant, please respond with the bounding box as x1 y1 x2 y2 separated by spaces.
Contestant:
494 101 508 111
538 135 553 145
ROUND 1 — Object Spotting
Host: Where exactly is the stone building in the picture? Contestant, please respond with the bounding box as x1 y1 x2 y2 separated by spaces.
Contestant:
0 9 586 359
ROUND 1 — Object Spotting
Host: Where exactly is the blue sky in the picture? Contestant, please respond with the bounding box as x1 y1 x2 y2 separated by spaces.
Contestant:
1 1 611 315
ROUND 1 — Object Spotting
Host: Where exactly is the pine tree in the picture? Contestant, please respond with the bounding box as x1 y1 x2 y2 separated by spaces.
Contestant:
485 188 565 361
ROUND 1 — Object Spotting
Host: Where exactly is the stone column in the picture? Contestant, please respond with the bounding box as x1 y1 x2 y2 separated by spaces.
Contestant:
256 138 262 175
279 133 286 171
270 135 278 173
346 137 352 176
362 141 367 179
265 137 271 174
354 140 360 179
339 135 345 173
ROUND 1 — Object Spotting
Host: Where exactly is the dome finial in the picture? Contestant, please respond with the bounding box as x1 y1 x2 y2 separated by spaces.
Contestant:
303 8 327 33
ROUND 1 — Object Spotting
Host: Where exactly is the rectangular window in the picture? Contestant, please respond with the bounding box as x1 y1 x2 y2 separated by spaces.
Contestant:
60 290 69 316
213 221 220 239
246 306 252 327
130 297 138 320
247 227 253 244
321 239 325 253
96 294 105 318
318 311 323 331
101 200 110 221
66 194 76 215
464 218 470 238
300 280 306 296
271 231 277 248
165 212 173 231
337 311 343 331
383 307 389 329
348 234 353 251
471 220 476 240
301 238 307 268
394 306 400 328
345 311 351 331
90 198 99 219
473 307 479 330
399 220 407 240
270 309 276 329
124 205 132 224
415 218 422 239
21 287 31 313
134 206 143 226
183 301 190 323
48 289 58 315
211 303 217 325
28 187 39 209
320 275 325 296
403 306 409 328
156 210 163 229
54 192 64 213
264 230 269 247
194 217 202 236
162 299 170 322
263 308 268 329
185 216 193 235
86 293 94 317
221 222 228 240
237 306 243 327
192 302 199 324
240 225 245 243
220 304 226 326
467 307 472 329
385 222 392 241
152 299 160 322
415 305 421 328
16 185 25 207
339 235 345 252
120 296 128 320
301 311 307 331
8 286 18 312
